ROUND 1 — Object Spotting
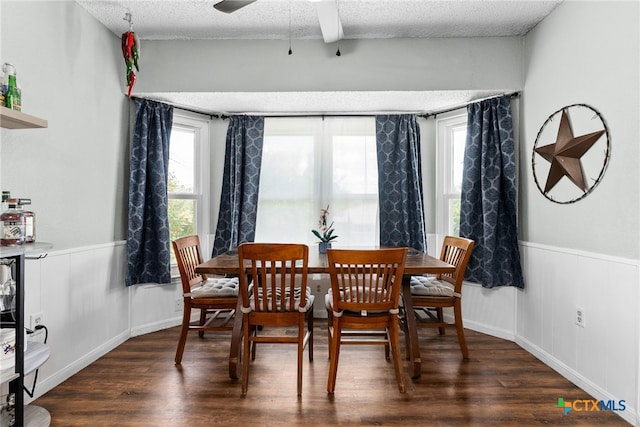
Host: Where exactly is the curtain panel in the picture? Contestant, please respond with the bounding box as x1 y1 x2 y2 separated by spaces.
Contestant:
212 116 265 257
459 96 524 288
126 99 173 286
375 115 427 252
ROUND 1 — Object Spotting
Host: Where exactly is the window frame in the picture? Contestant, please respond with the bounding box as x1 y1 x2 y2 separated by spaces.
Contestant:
435 112 467 246
168 110 210 262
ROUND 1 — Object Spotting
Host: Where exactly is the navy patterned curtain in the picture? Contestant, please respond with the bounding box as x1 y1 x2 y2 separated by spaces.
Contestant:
126 99 173 286
459 96 524 288
212 116 265 257
375 115 427 252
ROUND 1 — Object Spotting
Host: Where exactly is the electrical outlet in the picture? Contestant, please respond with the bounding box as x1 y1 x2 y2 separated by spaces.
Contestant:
575 307 585 328
30 312 44 329
316 284 322 293
175 298 183 312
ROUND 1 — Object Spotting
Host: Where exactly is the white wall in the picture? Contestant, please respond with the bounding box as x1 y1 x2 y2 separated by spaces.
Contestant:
136 37 523 93
520 1 639 259
0 1 129 251
514 1 640 424
0 0 182 404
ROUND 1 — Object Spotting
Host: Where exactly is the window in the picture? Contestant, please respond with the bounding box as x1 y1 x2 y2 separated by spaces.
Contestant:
436 114 466 240
168 111 210 264
255 117 379 247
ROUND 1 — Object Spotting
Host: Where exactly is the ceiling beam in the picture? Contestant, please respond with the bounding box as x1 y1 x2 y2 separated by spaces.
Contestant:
314 0 343 43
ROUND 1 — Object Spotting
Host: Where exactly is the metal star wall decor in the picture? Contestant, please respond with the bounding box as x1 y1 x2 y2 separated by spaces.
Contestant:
532 104 610 204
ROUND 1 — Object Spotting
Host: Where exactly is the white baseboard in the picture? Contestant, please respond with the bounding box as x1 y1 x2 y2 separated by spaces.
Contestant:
461 318 514 342
516 334 636 425
130 316 183 337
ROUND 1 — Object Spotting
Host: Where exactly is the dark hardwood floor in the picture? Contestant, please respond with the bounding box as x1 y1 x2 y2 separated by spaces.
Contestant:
33 323 629 426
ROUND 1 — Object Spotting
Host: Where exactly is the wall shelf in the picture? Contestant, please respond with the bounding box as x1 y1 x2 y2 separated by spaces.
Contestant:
0 107 48 129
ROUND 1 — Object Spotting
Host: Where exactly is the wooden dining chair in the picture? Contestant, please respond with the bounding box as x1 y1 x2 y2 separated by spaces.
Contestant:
172 235 239 365
325 247 408 394
237 243 314 397
404 236 474 359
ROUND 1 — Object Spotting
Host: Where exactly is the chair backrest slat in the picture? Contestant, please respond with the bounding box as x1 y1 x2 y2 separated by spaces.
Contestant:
239 243 309 313
437 236 475 291
328 248 407 314
172 235 207 293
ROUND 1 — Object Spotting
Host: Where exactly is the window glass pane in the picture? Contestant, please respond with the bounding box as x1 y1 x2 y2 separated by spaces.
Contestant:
331 133 378 247
255 117 377 247
258 136 314 199
168 198 196 263
448 198 461 237
451 128 466 193
331 199 378 246
255 134 314 243
437 114 466 241
255 200 315 244
333 135 377 195
169 128 195 194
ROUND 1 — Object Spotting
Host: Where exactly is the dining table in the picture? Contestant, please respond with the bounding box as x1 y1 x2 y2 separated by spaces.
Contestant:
195 247 455 380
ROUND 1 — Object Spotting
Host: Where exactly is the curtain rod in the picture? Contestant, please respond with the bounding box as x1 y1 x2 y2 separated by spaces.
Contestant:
215 112 425 119
417 91 520 119
130 96 222 119
174 106 220 119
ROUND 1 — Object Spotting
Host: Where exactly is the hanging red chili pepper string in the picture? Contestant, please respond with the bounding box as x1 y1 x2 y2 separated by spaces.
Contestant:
121 12 140 98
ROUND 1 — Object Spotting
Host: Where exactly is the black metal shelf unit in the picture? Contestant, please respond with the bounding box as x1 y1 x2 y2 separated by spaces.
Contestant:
1 247 25 425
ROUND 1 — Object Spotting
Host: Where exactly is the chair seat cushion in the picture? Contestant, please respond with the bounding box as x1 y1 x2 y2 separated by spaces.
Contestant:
410 276 455 297
191 277 239 298
249 286 314 312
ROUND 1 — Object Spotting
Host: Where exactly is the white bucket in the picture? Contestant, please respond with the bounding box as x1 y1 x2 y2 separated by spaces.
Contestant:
0 328 16 370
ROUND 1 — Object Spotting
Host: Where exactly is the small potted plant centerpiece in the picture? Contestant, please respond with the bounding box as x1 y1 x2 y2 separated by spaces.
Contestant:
312 205 338 253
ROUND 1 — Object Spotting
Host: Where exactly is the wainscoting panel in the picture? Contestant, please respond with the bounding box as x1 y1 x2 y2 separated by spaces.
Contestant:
129 281 184 337
22 242 182 402
460 283 516 341
23 243 130 400
20 239 639 425
516 242 639 425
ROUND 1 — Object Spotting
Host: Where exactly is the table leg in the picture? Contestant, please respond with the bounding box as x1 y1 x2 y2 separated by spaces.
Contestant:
228 298 243 380
401 276 422 379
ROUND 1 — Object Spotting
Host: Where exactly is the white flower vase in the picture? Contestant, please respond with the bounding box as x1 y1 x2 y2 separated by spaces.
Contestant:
319 242 332 254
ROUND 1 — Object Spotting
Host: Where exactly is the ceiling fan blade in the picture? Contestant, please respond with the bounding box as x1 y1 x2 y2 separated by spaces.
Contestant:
213 0 257 14
314 0 344 43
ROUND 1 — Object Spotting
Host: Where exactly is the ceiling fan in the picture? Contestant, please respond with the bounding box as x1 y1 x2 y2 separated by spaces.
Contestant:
213 0 257 13
213 0 343 43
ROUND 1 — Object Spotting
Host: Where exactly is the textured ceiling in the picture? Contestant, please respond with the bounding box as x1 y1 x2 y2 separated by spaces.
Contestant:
77 0 562 40
77 0 562 114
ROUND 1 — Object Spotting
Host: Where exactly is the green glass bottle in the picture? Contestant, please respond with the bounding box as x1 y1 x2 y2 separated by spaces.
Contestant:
5 74 20 111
